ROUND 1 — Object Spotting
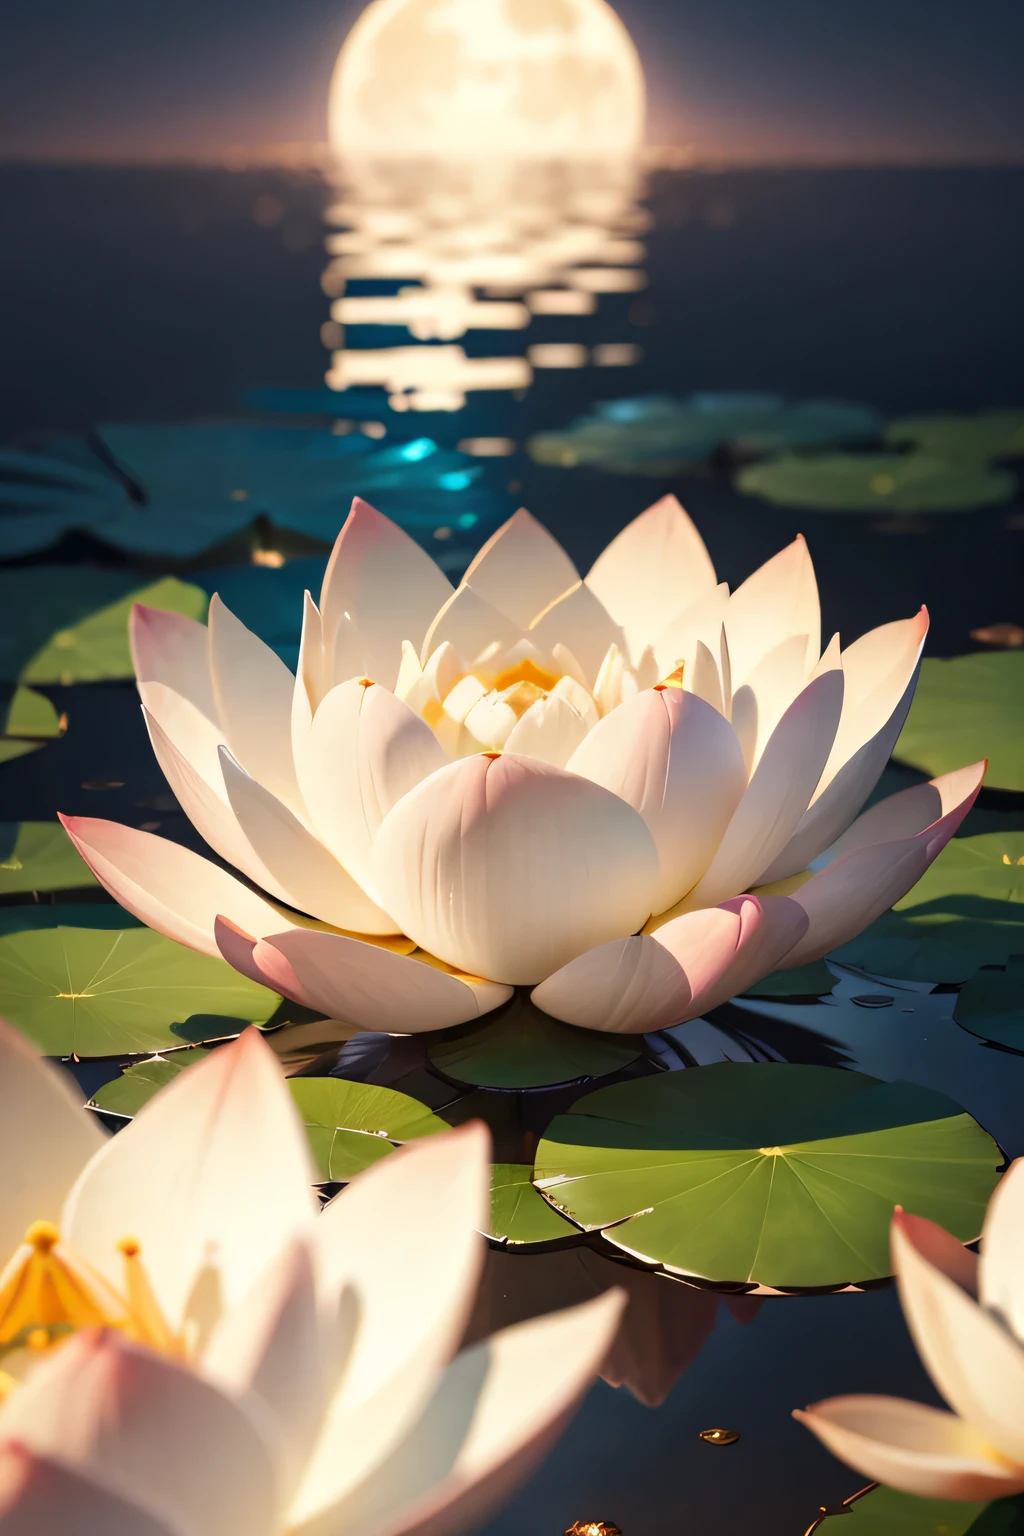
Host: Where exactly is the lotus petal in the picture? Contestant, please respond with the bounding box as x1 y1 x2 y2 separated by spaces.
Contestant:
567 687 747 913
980 1159 1024 1347
320 499 453 690
0 1329 279 1536
290 1290 625 1536
63 1030 318 1335
725 534 820 686
585 496 718 666
794 1396 1024 1501
208 595 304 815
892 1213 1024 1465
761 608 929 881
0 1019 105 1262
503 693 590 767
678 667 845 911
293 1124 490 1523
129 603 218 726
537 895 808 1032
527 582 623 687
373 754 659 985
462 509 578 629
219 747 396 934
0 1442 178 1536
58 817 296 959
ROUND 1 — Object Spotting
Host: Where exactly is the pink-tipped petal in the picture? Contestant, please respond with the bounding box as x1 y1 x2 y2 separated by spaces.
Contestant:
0 1329 279 1536
772 761 985 968
533 895 808 1034
129 601 218 726
895 1211 978 1298
58 816 294 958
892 1214 1024 1466
461 508 579 629
319 498 453 688
585 495 718 667
251 928 512 1032
761 608 929 881
0 1442 178 1536
794 1396 1024 1501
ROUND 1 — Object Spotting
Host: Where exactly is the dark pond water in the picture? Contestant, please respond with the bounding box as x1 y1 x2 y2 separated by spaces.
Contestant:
2 160 1023 1536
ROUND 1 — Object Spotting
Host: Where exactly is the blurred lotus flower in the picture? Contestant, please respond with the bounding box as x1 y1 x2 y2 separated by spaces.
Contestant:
0 1019 622 1533
795 1159 1024 1501
62 495 984 1034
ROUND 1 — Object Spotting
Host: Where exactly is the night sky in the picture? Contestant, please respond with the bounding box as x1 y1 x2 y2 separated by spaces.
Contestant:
3 0 1022 165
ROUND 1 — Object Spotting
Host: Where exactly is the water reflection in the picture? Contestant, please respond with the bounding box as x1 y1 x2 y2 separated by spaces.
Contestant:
321 156 648 412
464 1245 762 1408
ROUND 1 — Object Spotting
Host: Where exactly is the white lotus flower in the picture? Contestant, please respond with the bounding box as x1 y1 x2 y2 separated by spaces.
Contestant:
62 495 984 1034
0 1019 622 1533
795 1159 1024 1502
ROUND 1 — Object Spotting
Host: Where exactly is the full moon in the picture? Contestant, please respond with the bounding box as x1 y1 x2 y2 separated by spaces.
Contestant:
328 0 645 160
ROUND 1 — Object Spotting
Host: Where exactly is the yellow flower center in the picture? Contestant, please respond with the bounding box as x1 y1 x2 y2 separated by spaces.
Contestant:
491 656 560 694
0 1221 181 1395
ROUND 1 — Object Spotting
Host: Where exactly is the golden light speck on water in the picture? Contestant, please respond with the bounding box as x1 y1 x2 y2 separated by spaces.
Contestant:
229 488 249 501
699 1427 740 1446
433 526 453 540
564 1523 623 1536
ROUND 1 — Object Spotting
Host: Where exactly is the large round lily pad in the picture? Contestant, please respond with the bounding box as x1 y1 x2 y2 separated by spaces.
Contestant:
534 1064 1000 1290
736 453 1015 513
489 1164 581 1246
894 652 1024 792
429 996 642 1089
90 1049 213 1116
808 1483 993 1535
954 957 1024 1051
886 410 1024 462
0 823 98 895
0 926 280 1056
831 831 1024 984
288 1077 449 1181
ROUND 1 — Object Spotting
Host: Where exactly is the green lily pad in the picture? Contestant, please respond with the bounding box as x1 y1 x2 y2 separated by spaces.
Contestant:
429 996 642 1089
0 926 280 1056
288 1077 449 1181
0 686 65 765
489 1164 581 1246
831 831 1024 983
0 823 98 895
809 1483 990 1535
886 410 1024 462
90 1049 214 1116
894 653 1024 792
742 960 836 999
736 453 1015 514
954 956 1024 1051
528 394 880 475
20 575 208 686
534 1064 999 1290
